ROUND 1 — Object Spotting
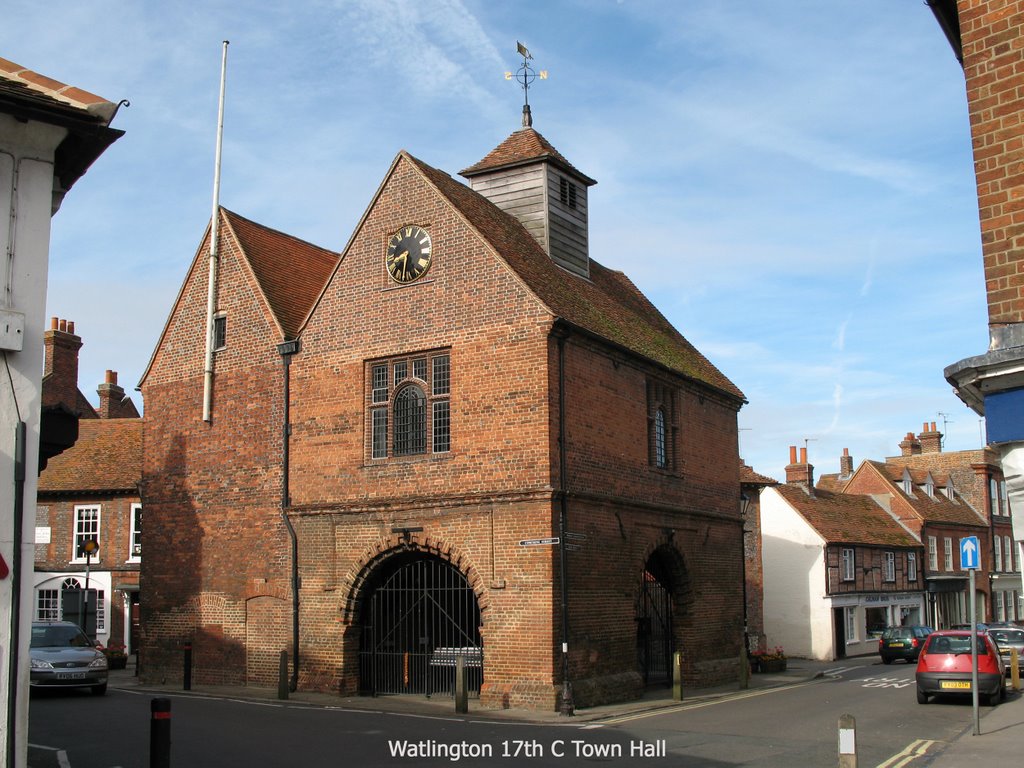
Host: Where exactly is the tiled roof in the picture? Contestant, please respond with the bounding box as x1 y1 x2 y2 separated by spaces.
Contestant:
864 461 987 528
408 154 744 401
0 57 120 122
775 484 919 547
459 127 596 185
38 419 142 494
740 462 777 486
222 209 339 339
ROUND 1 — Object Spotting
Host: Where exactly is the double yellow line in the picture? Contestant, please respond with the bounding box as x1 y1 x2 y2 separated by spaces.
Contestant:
876 738 937 768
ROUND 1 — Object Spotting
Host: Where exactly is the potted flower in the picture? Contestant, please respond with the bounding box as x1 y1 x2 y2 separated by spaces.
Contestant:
750 646 787 673
97 641 128 670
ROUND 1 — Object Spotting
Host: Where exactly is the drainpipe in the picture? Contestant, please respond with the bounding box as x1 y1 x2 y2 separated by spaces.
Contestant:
554 326 574 716
278 339 300 691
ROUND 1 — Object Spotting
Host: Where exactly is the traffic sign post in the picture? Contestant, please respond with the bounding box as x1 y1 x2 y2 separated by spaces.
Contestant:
961 536 981 736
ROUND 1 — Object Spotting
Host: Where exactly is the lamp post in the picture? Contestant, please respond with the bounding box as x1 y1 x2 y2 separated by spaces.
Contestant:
80 539 98 635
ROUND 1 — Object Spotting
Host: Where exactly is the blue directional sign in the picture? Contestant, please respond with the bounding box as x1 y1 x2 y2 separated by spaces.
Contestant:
960 536 980 570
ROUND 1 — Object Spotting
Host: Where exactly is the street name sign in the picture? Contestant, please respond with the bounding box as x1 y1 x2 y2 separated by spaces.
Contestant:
519 537 559 547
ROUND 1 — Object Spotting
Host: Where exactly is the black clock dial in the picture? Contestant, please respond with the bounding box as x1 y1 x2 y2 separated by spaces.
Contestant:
386 225 432 283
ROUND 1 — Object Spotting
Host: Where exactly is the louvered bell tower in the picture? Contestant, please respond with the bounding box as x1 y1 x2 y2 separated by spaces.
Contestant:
459 46 596 279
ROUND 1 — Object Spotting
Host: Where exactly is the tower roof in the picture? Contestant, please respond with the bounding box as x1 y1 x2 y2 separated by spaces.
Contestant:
459 127 596 186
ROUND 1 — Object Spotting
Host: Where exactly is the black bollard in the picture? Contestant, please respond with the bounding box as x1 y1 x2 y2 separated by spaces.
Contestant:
150 698 171 768
182 644 192 691
454 653 468 714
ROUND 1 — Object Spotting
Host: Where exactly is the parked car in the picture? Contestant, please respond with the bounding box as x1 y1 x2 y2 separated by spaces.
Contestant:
987 627 1024 674
915 630 1005 706
29 621 108 695
950 622 989 631
879 626 932 664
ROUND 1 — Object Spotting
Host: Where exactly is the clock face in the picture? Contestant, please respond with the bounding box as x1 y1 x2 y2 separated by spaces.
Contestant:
386 225 432 283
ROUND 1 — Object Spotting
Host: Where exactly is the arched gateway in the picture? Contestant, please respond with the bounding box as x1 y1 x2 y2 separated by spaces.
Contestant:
358 551 483 697
636 546 686 686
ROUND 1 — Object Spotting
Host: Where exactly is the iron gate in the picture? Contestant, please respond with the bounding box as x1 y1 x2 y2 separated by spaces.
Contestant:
359 555 482 697
636 568 673 686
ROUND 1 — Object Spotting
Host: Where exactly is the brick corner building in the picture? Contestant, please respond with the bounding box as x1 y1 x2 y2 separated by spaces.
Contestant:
933 0 1024 591
139 123 747 710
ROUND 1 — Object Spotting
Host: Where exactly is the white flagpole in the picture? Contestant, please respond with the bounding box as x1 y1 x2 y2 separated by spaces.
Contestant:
203 40 229 422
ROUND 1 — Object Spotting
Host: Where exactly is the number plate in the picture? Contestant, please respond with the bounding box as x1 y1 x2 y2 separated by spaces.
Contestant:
940 680 971 690
889 642 905 648
55 672 87 680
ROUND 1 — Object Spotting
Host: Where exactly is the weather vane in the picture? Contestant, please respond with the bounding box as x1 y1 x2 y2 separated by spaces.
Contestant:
505 41 547 127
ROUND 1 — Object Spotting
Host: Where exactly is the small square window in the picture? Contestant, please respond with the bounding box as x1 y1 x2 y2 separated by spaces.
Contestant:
413 358 427 381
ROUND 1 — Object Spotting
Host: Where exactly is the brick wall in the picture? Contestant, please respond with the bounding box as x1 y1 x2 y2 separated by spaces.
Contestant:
958 0 1024 326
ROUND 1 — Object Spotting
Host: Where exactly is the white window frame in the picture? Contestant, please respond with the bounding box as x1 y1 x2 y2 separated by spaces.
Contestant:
883 551 895 582
127 503 142 562
944 537 953 572
995 535 1003 572
1004 535 1013 572
71 505 101 564
908 552 917 582
841 548 855 581
928 536 938 572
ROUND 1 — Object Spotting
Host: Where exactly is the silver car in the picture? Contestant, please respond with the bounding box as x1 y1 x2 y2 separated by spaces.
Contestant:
988 627 1024 675
29 621 108 695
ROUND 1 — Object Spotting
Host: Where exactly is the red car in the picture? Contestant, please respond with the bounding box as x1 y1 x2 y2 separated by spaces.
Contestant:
915 630 1006 705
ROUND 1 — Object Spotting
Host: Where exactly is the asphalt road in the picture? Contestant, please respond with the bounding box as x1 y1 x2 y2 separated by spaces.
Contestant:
27 661 1011 767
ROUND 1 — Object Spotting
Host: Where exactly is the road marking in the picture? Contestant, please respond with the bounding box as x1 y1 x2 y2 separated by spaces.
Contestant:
876 738 936 768
823 665 865 677
597 680 819 724
860 676 914 689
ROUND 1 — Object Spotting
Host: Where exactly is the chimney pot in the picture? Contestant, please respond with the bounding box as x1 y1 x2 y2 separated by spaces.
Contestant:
789 446 797 464
59 319 67 332
50 316 58 330
800 446 807 464
67 321 75 335
105 370 116 384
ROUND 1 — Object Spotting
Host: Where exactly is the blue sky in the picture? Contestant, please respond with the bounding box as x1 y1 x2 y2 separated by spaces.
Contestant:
5 0 988 481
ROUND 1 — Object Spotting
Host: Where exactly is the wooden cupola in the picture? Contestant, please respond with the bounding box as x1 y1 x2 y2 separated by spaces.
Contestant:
460 128 596 278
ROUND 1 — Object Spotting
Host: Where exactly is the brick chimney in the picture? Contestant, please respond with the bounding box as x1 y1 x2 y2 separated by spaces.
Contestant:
785 446 815 489
839 447 854 479
918 421 943 454
899 431 922 457
42 317 82 411
97 370 139 419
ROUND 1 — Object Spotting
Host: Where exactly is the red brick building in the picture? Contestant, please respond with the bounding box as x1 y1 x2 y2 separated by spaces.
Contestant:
37 318 143 650
139 127 746 710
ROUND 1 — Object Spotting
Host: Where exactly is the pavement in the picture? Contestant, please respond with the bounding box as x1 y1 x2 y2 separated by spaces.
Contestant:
107 656 1024 763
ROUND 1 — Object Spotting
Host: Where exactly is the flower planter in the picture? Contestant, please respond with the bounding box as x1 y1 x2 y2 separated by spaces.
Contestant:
105 655 128 670
757 658 786 673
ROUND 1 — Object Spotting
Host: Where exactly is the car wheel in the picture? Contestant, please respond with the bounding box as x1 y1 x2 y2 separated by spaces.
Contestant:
999 684 1006 702
882 656 893 665
916 686 928 704
91 683 107 696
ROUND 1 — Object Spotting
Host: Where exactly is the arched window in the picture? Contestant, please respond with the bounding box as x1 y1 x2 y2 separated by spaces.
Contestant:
369 353 451 460
654 408 667 469
394 385 426 456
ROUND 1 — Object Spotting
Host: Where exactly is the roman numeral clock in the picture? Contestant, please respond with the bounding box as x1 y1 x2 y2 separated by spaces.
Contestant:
386 225 432 283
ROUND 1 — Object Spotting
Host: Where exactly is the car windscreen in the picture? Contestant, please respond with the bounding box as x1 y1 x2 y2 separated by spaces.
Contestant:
30 625 93 648
990 629 1024 644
